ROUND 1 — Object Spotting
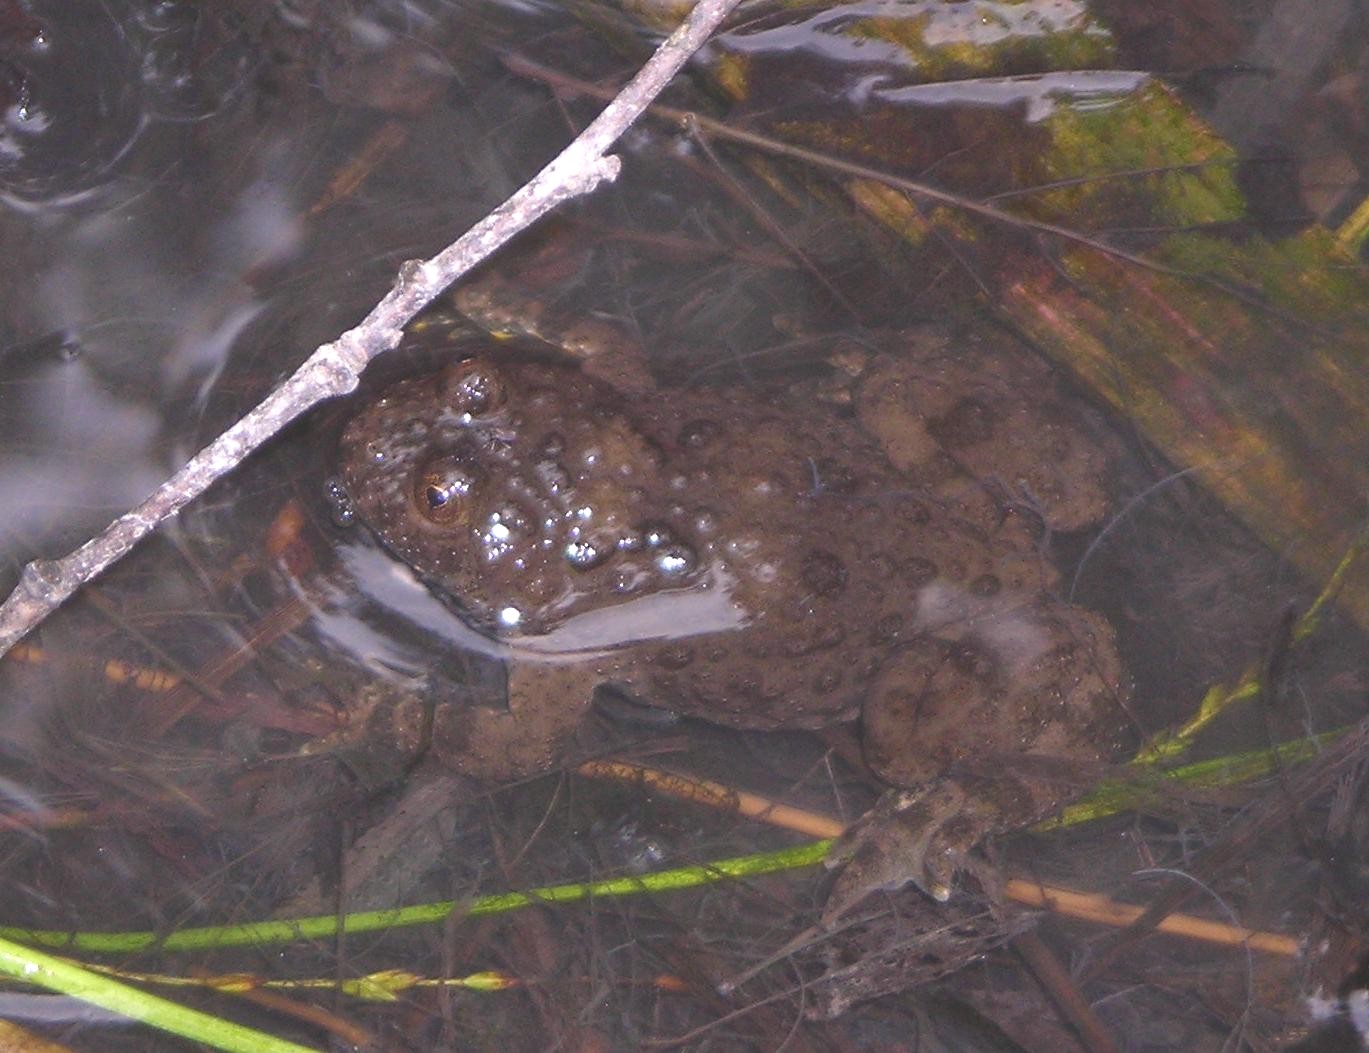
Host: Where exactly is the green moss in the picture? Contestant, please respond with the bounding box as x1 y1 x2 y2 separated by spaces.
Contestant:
847 179 932 245
1160 228 1369 322
613 0 693 31
711 50 750 102
1037 81 1244 228
1034 21 1113 68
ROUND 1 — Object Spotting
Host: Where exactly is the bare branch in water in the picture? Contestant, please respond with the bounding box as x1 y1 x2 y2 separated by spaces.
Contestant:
0 0 743 658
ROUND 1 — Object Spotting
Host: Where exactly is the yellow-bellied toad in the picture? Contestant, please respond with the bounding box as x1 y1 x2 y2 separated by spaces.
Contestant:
338 344 1130 902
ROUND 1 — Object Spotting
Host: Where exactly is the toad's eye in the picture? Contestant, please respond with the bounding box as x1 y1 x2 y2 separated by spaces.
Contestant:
442 359 506 417
412 452 485 525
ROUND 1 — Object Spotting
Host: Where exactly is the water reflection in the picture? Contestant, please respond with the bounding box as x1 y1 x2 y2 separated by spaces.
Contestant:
0 1 142 208
0 335 162 556
0 0 514 569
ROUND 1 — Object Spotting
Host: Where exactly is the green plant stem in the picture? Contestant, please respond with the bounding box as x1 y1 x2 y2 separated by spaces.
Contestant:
1336 192 1369 254
0 935 320 1053
3 724 1355 957
0 841 832 954
4 719 1356 964
1044 729 1342 829
1132 525 1365 765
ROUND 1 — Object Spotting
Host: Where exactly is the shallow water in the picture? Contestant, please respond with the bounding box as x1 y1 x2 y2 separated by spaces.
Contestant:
0 1 1366 1050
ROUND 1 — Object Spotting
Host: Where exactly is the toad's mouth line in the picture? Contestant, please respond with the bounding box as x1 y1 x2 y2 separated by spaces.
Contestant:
329 541 1051 674
508 563 749 657
332 543 752 663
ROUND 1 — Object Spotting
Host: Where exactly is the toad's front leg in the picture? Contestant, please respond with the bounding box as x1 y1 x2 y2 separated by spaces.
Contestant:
431 661 597 781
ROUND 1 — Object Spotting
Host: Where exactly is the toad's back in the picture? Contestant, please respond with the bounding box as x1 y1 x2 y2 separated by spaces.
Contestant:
339 355 1053 731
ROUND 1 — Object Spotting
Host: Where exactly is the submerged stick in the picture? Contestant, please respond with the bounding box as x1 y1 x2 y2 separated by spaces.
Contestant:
0 0 742 658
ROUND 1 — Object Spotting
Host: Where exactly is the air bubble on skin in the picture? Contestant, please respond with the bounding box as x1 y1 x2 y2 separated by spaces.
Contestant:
641 523 673 548
565 539 610 570
481 511 516 559
445 362 505 417
322 477 356 528
655 543 697 577
500 504 531 531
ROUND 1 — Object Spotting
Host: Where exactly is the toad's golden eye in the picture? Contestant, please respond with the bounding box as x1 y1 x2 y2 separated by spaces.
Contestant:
412 452 485 526
442 359 506 417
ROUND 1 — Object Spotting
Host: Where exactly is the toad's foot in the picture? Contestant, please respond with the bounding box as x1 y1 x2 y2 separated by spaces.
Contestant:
821 762 1086 924
854 329 1111 533
821 779 997 921
454 277 655 395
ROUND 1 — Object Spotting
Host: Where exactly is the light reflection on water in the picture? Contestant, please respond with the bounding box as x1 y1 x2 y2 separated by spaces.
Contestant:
0 1 526 578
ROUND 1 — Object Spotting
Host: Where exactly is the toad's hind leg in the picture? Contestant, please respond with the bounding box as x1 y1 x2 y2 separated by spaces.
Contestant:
430 662 596 781
829 599 1129 913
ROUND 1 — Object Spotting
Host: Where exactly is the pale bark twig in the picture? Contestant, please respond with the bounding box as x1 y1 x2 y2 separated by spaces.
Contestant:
0 0 742 659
